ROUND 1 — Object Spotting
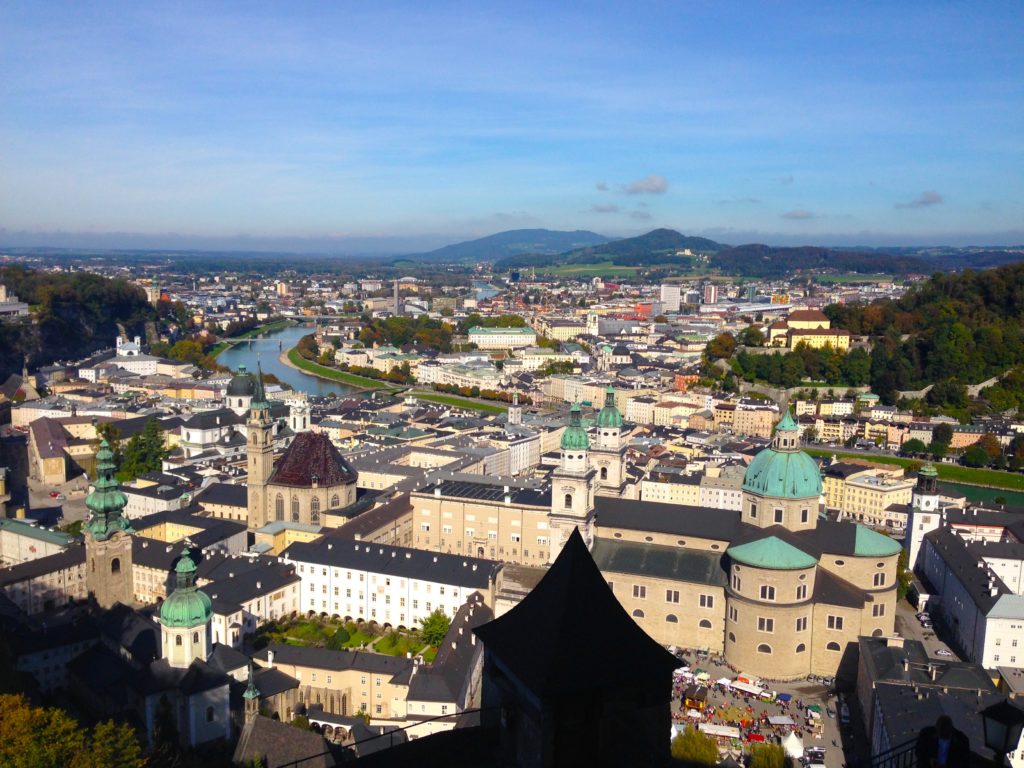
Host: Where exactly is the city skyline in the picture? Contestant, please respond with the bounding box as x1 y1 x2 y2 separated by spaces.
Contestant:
2 2 1023 251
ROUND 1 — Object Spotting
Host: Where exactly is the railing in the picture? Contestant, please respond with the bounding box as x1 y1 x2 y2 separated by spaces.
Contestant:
870 738 917 768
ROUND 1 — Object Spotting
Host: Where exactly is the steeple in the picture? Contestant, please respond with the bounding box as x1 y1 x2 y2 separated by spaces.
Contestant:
596 386 623 429
251 360 270 411
771 409 800 452
160 546 214 668
243 662 260 723
560 403 590 451
85 440 133 541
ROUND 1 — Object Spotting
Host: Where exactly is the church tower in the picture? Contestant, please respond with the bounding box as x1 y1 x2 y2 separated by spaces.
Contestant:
507 392 522 427
247 363 275 529
244 662 260 723
159 547 213 669
548 403 596 561
592 386 626 496
906 462 941 568
85 440 134 608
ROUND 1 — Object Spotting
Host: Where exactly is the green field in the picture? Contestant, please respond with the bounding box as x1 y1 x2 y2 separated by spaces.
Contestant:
410 391 508 413
542 262 643 277
805 449 1024 491
286 347 395 389
211 319 295 357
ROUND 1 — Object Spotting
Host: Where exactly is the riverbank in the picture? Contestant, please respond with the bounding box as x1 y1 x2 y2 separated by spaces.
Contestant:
281 346 397 391
804 448 1024 491
211 318 296 358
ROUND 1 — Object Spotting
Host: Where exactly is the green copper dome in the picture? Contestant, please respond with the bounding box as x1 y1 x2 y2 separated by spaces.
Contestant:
85 440 133 542
741 410 822 499
918 462 938 478
160 547 213 628
560 403 590 450
596 386 623 429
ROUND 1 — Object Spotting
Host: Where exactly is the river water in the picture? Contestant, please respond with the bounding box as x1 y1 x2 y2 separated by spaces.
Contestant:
217 324 360 397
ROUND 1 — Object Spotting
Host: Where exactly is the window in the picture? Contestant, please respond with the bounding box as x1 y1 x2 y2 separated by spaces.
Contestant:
510 533 520 543
275 494 284 520
757 643 772 654
757 617 774 633
699 619 712 629
633 585 647 599
728 606 738 622
667 615 679 623
564 493 573 509
632 609 645 618
193 631 199 643
760 585 776 601
872 604 885 617
873 572 886 587
796 617 808 632
111 558 120 574
600 467 608 480
206 706 215 723
312 673 317 682
700 594 714 609
331 494 340 508
774 508 783 524
326 675 332 684
749 502 757 519
796 643 806 653
796 584 808 600
827 642 841 651
827 615 844 630
311 497 321 525
291 496 300 522
421 523 430 532
834 559 845 567
176 636 182 646
801 508 809 524
375 705 382 714
732 574 742 591
607 581 614 592
666 590 680 604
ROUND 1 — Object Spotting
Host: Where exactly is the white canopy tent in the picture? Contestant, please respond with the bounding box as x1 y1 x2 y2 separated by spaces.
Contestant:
783 731 805 759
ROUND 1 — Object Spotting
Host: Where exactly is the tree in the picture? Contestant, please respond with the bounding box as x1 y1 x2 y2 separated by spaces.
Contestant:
927 441 948 461
738 326 766 347
901 438 927 456
749 742 789 768
897 548 912 601
669 724 718 765
419 608 451 646
963 445 989 468
977 433 1003 462
168 338 207 366
654 314 668 323
118 418 168 481
72 721 145 768
704 333 736 361
802 426 818 443
932 423 953 446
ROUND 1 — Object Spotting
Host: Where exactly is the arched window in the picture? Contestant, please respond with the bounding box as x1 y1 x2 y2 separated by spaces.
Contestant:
275 494 284 521
827 642 841 651
311 497 321 525
564 493 573 509
331 494 340 509
666 614 678 623
699 619 712 629
757 643 772 654
872 628 884 637
600 467 608 480
176 636 182 646
193 632 199 643
632 609 645 619
206 706 215 723
111 558 120 574
291 496 300 522
796 643 806 653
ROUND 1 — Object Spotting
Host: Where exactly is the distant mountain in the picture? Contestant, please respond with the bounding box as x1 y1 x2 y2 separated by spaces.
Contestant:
494 228 728 270
400 229 613 262
710 244 928 277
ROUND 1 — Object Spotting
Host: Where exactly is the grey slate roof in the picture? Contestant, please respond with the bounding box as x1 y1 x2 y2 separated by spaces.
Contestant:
591 538 728 587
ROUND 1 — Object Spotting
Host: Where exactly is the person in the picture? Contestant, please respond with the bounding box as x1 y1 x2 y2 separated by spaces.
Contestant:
915 715 970 767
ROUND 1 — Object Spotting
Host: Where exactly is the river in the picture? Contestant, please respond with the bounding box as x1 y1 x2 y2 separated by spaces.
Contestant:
939 481 1024 508
473 282 501 300
217 324 361 397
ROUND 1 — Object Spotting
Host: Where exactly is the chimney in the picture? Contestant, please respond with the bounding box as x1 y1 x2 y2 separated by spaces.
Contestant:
930 665 939 682
267 649 274 669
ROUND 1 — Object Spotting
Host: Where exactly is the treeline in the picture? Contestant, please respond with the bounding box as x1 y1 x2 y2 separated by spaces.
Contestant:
359 315 453 351
710 245 926 277
455 313 527 334
432 383 532 404
0 266 155 379
338 362 414 384
731 346 872 389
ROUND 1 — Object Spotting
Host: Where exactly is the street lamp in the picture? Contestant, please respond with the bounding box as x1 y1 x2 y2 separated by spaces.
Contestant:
981 698 1024 767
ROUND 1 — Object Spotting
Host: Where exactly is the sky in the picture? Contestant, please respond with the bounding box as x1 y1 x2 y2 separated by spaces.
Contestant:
1 1 1022 253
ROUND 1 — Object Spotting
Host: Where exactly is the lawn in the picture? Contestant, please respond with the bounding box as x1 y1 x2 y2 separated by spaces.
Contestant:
410 391 508 413
374 632 427 657
805 448 1024 491
286 347 395 389
542 262 643 277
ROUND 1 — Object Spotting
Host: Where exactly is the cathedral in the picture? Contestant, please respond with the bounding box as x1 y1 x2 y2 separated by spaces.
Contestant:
244 366 358 529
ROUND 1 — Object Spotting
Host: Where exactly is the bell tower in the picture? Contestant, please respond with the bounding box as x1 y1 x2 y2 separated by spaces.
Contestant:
159 547 213 669
247 363 275 529
548 403 595 561
592 386 626 496
85 440 134 608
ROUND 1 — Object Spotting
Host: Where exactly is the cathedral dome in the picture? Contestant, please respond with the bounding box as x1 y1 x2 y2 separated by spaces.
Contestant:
160 548 213 628
596 386 623 429
740 410 822 499
560 403 590 450
226 365 257 397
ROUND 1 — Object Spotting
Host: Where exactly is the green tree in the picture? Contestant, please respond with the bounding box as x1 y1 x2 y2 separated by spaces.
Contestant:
932 423 953 446
72 721 145 768
119 418 168 481
669 725 718 765
749 742 790 768
963 445 989 468
928 441 948 460
897 548 912 601
705 333 736 361
738 326 765 347
901 438 927 456
168 338 207 366
419 608 451 646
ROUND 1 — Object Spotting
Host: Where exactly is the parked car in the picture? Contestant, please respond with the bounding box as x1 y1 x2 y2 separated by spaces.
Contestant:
921 620 933 629
935 649 954 658
916 612 930 621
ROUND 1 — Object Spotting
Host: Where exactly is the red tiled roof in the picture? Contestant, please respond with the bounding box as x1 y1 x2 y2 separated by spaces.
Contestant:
269 432 357 487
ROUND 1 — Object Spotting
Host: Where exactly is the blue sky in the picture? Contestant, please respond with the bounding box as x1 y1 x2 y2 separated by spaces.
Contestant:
2 1 1022 252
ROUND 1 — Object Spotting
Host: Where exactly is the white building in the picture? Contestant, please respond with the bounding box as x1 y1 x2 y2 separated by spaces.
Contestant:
468 326 537 350
659 285 681 313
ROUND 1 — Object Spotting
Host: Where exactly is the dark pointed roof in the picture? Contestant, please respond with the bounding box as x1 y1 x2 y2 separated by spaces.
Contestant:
474 528 677 697
269 431 357 487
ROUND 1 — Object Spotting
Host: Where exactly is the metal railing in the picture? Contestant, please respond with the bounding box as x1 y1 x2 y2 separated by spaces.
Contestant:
870 738 917 768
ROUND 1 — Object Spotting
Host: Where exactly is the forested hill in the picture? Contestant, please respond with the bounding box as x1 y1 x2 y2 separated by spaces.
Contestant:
824 262 1024 401
495 228 727 270
711 244 927 277
402 229 612 262
0 266 155 380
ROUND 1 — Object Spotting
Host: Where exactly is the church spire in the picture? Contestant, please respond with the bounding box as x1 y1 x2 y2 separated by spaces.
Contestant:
85 440 133 541
251 360 270 410
244 661 260 722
